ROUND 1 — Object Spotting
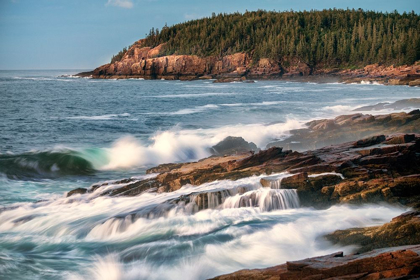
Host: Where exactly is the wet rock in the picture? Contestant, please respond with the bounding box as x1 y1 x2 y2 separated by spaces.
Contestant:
325 211 420 253
389 175 420 198
69 133 420 210
199 75 213 79
308 174 343 190
210 136 259 156
146 163 184 174
280 173 309 189
354 135 386 147
272 111 420 151
67 188 87 197
68 129 420 210
354 98 420 111
213 77 246 83
385 133 416 144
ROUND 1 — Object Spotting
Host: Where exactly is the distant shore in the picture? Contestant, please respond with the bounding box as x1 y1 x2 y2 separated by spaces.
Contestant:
76 53 420 86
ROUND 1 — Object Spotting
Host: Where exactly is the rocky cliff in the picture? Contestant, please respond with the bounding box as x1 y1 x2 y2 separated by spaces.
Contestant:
77 40 420 85
78 41 293 81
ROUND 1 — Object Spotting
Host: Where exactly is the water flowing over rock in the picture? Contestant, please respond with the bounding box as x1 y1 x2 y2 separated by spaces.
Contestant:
69 129 420 212
63 112 420 280
221 189 299 211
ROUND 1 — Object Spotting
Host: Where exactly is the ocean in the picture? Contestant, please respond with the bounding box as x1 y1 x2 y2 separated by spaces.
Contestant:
0 70 419 279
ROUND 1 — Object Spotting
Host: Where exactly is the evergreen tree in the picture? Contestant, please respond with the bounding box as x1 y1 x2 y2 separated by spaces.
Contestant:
111 9 420 67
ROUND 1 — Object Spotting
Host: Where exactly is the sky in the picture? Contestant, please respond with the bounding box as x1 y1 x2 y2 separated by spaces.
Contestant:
0 0 419 70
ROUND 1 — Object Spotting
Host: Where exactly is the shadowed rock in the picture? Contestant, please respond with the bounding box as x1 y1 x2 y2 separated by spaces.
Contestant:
210 136 259 156
66 188 87 196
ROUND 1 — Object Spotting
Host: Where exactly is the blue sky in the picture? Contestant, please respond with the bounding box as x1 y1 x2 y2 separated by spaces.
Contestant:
0 0 419 70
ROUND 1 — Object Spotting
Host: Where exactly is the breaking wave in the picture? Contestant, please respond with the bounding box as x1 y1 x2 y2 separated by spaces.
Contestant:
0 150 97 179
1 119 303 178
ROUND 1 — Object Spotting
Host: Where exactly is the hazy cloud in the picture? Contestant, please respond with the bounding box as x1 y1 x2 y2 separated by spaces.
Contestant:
106 0 133 9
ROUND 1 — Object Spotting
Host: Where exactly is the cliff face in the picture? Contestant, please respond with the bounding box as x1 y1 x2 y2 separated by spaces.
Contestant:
78 40 310 80
77 40 420 85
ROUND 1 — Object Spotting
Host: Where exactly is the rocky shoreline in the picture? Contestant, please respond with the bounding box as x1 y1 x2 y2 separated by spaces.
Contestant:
63 108 420 279
76 40 420 86
267 100 420 151
212 211 420 279
211 244 420 279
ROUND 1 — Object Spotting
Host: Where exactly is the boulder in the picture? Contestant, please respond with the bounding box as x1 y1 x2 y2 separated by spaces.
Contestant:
280 173 308 189
210 136 259 156
66 188 87 197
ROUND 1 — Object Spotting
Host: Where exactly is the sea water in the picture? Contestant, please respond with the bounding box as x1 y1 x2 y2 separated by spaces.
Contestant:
0 70 419 279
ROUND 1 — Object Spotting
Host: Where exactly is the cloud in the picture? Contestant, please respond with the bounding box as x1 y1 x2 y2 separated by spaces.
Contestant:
106 0 133 9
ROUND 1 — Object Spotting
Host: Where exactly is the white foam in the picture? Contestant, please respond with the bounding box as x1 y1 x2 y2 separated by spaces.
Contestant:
322 105 355 114
220 101 286 107
68 113 131 120
308 172 345 179
221 188 300 211
360 80 383 85
89 255 122 280
0 171 407 280
169 104 219 115
75 204 405 280
101 119 303 169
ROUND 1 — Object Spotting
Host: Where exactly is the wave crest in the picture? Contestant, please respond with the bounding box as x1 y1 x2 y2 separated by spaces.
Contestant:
0 150 96 179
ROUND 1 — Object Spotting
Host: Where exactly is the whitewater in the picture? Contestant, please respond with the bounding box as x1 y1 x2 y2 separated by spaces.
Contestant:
1 70 419 279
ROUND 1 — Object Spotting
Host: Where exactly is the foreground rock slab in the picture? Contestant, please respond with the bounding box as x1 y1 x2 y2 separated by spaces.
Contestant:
210 245 420 280
267 110 420 151
326 211 420 253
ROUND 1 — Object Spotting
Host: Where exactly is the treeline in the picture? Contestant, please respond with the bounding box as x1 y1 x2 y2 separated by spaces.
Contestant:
116 9 420 67
111 46 129 64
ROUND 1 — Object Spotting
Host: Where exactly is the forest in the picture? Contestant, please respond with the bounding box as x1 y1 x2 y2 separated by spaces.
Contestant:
113 9 420 67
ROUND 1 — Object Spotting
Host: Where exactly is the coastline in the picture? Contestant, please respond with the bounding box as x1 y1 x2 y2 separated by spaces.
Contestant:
63 109 420 278
3 6 420 279
75 44 420 86
76 65 420 86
